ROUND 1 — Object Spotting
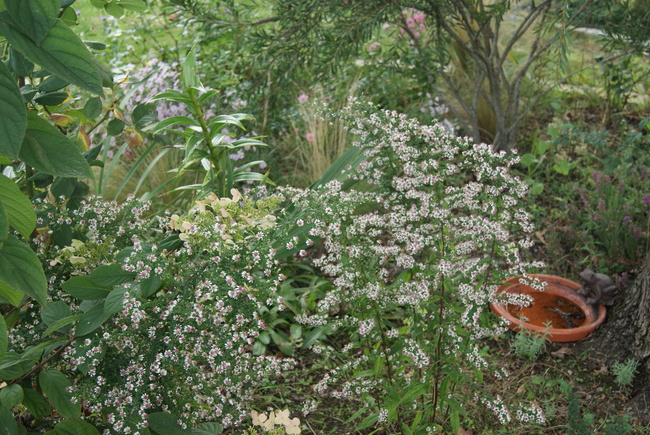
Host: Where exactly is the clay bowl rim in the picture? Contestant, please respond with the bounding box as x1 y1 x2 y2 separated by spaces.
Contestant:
489 274 607 342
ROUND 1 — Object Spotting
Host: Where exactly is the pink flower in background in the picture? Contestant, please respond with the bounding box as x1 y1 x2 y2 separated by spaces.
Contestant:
368 42 381 52
298 94 309 104
413 13 425 23
305 133 315 142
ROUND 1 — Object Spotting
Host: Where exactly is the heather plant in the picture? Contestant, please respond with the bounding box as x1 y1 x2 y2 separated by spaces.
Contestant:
282 100 545 432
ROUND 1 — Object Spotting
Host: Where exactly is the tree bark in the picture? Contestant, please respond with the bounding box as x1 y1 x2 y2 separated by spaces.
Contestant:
577 255 650 423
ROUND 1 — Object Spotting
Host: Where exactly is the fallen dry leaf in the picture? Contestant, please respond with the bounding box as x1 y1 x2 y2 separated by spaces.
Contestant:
551 347 573 360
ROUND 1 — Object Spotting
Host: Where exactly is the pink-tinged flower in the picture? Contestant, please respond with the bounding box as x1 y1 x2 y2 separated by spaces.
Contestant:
298 94 309 103
306 133 315 142
368 42 381 52
382 23 391 30
413 13 425 23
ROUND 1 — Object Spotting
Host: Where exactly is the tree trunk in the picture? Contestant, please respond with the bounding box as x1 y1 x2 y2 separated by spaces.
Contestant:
577 255 650 423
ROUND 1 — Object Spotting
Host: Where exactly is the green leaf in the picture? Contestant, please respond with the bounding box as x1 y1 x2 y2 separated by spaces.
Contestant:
269 329 293 356
398 383 427 405
116 0 147 12
62 275 111 300
41 301 72 327
139 276 162 298
0 353 35 380
0 174 36 239
0 61 27 160
0 404 19 435
0 384 23 408
39 370 80 419
9 47 34 76
75 302 110 336
42 313 83 338
0 316 7 362
182 47 200 89
106 118 124 136
5 0 58 45
0 284 22 309
19 112 92 178
34 91 69 106
37 75 69 92
59 6 78 26
519 153 537 168
104 3 123 18
0 12 103 96
87 264 136 286
54 420 101 435
22 388 52 420
191 423 223 435
0 235 47 305
83 97 102 119
148 412 191 435
0 201 7 241
104 286 127 315
356 413 378 431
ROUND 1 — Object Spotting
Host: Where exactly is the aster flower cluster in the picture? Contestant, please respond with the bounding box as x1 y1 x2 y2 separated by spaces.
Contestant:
16 192 293 433
286 100 544 428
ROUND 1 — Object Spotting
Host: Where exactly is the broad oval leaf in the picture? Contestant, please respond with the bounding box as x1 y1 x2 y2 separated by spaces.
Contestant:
0 12 103 96
87 264 136 287
0 352 36 380
0 174 36 239
116 0 148 12
22 387 52 420
5 0 59 45
62 275 111 300
0 235 47 305
38 369 80 419
55 419 101 435
148 412 192 435
19 112 92 178
0 404 19 434
0 384 24 408
41 300 72 327
0 61 27 159
75 303 110 336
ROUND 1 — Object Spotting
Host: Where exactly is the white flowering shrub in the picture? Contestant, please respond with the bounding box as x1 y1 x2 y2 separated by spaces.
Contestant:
7 191 294 433
283 100 545 431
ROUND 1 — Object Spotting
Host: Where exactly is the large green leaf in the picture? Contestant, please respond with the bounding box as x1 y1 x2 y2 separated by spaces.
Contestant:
5 0 58 45
0 405 19 435
0 12 103 96
62 275 111 300
19 112 92 178
54 420 101 435
0 384 23 408
0 174 37 239
0 352 35 380
0 61 26 159
38 369 80 419
0 315 7 362
0 235 47 305
22 388 52 420
0 200 7 241
75 303 110 336
0 283 23 307
148 412 192 435
41 301 72 327
86 264 136 286
116 0 147 12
